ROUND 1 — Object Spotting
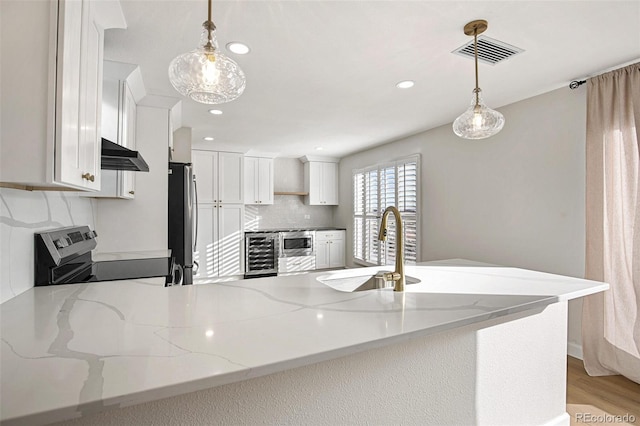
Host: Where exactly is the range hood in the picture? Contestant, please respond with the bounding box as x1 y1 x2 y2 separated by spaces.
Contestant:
101 138 149 172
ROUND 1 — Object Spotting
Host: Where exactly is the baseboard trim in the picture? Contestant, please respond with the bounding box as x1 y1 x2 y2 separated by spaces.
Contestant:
567 342 583 360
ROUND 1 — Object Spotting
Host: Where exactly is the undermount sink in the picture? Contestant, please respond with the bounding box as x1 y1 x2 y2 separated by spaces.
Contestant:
316 271 421 292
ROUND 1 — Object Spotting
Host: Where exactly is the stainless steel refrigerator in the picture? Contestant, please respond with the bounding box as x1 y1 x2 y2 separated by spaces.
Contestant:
168 162 198 285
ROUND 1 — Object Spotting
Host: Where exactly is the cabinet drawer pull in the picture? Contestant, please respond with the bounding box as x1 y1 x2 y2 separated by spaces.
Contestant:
128 191 135 195
82 173 95 182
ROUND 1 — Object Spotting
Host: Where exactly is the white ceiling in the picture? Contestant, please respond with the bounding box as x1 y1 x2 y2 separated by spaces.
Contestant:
104 1 640 159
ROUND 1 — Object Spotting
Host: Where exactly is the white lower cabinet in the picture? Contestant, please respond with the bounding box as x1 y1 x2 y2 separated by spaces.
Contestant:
315 230 345 270
194 204 245 278
278 256 316 273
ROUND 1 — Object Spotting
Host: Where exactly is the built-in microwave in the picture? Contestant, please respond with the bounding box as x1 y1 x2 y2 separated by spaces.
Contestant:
279 231 314 257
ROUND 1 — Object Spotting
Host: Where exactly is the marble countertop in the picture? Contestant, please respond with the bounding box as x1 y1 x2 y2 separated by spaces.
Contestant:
0 260 607 425
245 227 346 234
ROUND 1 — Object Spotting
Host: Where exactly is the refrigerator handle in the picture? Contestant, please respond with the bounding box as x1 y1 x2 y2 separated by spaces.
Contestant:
192 174 200 275
193 175 199 251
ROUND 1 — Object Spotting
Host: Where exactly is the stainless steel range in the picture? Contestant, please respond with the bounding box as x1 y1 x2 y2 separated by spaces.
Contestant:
34 226 174 286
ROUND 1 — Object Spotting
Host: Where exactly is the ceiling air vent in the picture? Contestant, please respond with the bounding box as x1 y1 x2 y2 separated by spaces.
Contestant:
452 35 524 65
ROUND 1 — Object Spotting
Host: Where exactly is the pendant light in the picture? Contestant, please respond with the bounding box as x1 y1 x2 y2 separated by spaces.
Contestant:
452 20 504 139
168 0 246 104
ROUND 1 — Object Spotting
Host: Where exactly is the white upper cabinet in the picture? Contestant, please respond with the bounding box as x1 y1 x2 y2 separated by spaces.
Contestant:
56 0 109 190
244 157 274 205
302 157 339 205
193 151 217 203
83 62 144 199
0 0 126 191
219 152 244 204
192 150 243 204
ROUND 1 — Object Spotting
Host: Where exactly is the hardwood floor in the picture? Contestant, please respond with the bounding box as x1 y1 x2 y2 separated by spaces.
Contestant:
567 356 640 425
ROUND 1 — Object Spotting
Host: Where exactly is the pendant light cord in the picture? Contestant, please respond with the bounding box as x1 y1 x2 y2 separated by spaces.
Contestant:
203 0 216 50
474 28 480 107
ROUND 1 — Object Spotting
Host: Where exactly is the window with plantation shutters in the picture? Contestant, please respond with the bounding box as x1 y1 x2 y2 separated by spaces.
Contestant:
353 156 419 265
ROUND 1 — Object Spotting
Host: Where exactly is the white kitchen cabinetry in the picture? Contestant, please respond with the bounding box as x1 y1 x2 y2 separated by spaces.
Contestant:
194 204 245 278
0 0 125 190
302 159 339 205
192 149 244 278
315 230 345 269
244 157 274 205
192 150 243 204
83 62 144 199
278 256 316 273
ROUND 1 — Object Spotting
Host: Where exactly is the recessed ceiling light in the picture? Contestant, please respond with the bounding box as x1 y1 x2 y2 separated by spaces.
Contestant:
396 80 415 89
208 109 223 115
203 136 215 141
315 146 324 151
226 42 250 55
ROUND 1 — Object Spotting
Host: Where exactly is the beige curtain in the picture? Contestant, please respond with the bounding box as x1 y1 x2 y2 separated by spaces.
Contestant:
583 63 640 383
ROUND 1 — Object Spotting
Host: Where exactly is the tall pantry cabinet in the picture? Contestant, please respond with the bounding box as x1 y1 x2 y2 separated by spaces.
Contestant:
192 150 245 278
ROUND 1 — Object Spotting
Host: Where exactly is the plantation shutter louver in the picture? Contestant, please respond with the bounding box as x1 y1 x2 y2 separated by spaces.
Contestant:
353 156 419 266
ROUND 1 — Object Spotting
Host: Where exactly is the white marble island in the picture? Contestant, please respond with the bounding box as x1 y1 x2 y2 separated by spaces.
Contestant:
0 260 607 426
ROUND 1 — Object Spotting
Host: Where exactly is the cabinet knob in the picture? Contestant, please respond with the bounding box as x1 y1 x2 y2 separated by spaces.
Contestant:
82 173 95 182
128 191 135 195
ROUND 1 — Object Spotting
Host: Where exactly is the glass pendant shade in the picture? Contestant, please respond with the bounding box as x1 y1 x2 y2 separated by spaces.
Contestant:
168 26 246 104
453 19 504 140
453 88 505 139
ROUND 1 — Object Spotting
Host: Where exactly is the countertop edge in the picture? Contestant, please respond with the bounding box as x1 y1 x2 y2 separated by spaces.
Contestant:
2 294 560 426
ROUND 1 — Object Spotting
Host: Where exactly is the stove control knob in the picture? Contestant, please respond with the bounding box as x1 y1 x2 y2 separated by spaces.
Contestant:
54 238 69 249
84 230 97 239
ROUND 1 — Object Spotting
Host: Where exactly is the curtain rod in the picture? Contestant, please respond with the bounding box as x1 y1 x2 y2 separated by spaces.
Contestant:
569 58 640 89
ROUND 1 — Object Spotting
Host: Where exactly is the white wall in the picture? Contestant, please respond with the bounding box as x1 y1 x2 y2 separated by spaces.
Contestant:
0 189 96 303
96 106 169 253
171 127 192 163
335 86 587 352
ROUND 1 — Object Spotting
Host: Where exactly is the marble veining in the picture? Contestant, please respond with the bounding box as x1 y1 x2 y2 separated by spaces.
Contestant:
0 261 607 425
48 287 106 413
0 188 96 304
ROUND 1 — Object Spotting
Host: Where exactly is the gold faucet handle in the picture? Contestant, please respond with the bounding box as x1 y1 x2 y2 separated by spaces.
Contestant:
382 272 401 282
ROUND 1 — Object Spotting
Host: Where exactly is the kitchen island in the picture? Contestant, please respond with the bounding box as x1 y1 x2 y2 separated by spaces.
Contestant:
0 259 607 425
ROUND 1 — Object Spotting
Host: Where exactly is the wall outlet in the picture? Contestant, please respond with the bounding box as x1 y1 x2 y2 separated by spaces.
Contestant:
304 214 310 219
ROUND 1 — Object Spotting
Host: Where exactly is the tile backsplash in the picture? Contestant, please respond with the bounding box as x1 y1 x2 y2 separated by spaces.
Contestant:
0 188 96 304
245 195 334 230
244 158 337 230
